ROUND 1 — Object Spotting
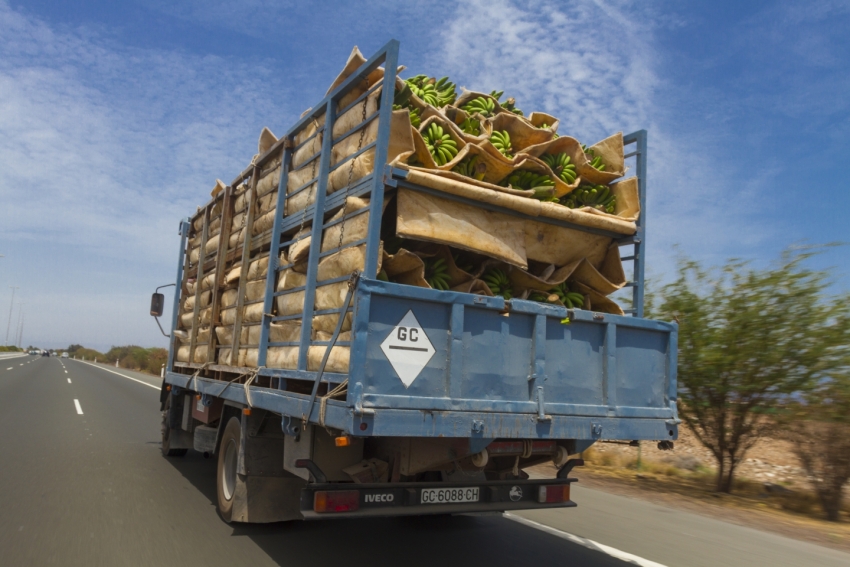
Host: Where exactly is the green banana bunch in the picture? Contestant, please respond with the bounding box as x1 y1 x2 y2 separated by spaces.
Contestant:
560 184 616 213
459 116 481 136
462 96 496 118
393 85 421 127
540 153 577 184
581 144 606 171
499 170 556 200
551 282 585 309
434 76 457 106
452 155 486 181
490 130 513 158
489 90 523 116
423 122 459 166
483 268 513 299
425 257 451 290
406 76 440 107
528 290 559 303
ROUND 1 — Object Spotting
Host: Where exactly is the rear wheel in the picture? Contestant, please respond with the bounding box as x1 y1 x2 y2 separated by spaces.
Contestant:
161 397 188 457
217 417 241 522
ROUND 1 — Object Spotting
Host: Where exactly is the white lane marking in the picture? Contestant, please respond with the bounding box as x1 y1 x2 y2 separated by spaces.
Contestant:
68 378 72 383
6 367 12 370
75 361 159 390
504 513 668 567
19 363 23 366
74 399 83 415
64 370 67 374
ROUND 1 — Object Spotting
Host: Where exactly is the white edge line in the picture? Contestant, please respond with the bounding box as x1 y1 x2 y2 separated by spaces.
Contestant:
75 360 160 390
67 378 72 384
503 513 668 567
73 399 83 415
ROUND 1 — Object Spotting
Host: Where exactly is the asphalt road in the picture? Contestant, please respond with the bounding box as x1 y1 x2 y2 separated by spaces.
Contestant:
0 357 848 567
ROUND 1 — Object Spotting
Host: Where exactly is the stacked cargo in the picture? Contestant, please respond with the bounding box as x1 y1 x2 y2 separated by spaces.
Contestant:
173 46 640 375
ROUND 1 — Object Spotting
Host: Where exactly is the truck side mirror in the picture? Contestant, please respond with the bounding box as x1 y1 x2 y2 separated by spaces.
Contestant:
150 293 165 317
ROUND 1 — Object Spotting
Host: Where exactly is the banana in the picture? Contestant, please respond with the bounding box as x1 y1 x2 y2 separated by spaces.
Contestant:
423 122 460 166
452 155 487 181
499 170 555 200
490 130 513 158
459 116 481 136
482 268 512 299
559 184 617 213
462 96 496 118
377 269 389 282
425 257 451 290
541 152 577 184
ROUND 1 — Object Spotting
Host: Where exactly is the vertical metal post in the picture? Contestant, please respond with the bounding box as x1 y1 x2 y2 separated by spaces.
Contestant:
258 143 293 369
297 98 337 370
632 130 647 318
167 220 190 373
363 40 399 278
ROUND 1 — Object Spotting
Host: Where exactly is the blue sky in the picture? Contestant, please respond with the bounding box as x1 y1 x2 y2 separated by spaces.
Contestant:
1 0 848 352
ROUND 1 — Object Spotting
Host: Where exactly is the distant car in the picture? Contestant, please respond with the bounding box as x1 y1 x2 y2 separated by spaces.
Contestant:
61 352 69 358
41 351 49 357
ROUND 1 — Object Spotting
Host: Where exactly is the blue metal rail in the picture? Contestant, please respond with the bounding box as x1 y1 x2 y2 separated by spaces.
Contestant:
164 40 677 442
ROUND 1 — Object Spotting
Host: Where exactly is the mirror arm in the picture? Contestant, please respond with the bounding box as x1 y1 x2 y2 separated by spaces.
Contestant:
154 316 170 338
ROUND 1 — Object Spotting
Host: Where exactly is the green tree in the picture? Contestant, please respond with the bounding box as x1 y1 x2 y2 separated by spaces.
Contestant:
782 369 850 521
654 249 850 493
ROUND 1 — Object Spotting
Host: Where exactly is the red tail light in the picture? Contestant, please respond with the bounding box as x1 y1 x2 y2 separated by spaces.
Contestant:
538 484 570 503
314 490 360 513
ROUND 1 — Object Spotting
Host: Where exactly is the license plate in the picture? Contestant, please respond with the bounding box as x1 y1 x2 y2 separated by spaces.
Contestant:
420 487 480 505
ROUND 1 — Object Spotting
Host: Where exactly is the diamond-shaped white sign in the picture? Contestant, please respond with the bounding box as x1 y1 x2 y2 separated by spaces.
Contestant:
380 310 435 388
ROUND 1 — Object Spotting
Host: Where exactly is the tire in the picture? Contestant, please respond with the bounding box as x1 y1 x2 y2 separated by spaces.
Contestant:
161 397 188 457
216 417 241 522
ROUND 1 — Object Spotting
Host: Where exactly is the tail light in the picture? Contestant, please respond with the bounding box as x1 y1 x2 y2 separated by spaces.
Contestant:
314 490 360 513
538 484 570 503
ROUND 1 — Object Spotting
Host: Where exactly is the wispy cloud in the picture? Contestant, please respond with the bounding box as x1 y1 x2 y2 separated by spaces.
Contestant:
0 1 298 349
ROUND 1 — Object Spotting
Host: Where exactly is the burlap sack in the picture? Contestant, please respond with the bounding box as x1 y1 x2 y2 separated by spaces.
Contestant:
416 114 467 169
229 227 246 249
186 271 217 296
315 330 352 342
320 196 371 252
313 312 353 335
441 106 491 144
507 260 582 294
569 246 627 296
292 130 322 170
276 290 305 317
271 320 302 343
397 189 528 268
252 209 275 236
577 132 626 185
325 46 386 112
256 167 279 199
244 280 266 302
515 136 586 197
247 256 269 280
277 268 307 292
183 291 211 312
332 84 381 140
193 344 209 364
234 187 250 213
382 248 429 287
294 113 325 147
267 346 299 369
572 282 624 316
257 190 278 216
288 228 312 266
326 109 414 194
307 346 349 373
527 111 560 133
487 112 555 155
208 216 221 236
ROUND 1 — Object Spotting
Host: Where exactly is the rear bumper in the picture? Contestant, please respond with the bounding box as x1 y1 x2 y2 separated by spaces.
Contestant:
299 478 577 520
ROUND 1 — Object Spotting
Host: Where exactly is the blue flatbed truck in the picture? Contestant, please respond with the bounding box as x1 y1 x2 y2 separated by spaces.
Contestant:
151 40 679 523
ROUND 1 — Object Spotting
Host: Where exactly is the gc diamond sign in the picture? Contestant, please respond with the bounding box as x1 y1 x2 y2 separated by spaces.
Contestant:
380 310 435 387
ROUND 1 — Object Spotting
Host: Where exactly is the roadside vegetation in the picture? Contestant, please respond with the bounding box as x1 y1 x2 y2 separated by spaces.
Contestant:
66 344 168 376
600 246 850 524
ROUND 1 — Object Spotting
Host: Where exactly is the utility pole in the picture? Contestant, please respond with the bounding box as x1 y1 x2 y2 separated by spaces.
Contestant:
5 286 19 346
16 307 24 348
14 303 23 349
